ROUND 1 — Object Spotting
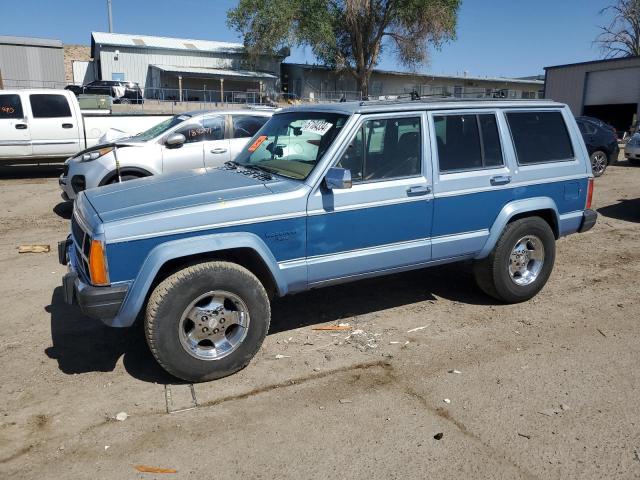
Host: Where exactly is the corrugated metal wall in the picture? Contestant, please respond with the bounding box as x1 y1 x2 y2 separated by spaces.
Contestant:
0 42 65 88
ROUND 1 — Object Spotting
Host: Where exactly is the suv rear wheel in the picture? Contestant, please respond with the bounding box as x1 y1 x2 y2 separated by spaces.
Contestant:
474 217 556 303
145 261 270 382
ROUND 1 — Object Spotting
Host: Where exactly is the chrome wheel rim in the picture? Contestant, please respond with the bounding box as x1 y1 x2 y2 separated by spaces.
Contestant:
178 290 250 361
591 152 606 175
508 235 545 286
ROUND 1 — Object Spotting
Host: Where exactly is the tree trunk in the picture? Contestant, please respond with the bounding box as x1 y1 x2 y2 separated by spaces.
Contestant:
357 71 369 99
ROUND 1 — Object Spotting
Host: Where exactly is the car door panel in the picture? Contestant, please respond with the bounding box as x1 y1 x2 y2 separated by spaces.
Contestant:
202 115 231 167
306 113 433 285
161 120 206 173
0 93 31 158
28 93 80 157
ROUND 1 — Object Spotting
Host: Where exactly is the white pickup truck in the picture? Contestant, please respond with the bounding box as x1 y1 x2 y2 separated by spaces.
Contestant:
0 89 171 164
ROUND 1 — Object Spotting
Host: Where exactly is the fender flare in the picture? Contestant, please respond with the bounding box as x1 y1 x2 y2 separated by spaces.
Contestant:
110 232 287 328
475 197 560 260
99 166 154 186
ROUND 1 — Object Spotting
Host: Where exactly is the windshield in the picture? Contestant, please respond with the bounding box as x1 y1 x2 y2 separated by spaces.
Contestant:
134 114 193 142
234 112 348 180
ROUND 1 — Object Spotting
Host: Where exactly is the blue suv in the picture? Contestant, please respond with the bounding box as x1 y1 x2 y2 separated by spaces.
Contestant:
59 99 597 382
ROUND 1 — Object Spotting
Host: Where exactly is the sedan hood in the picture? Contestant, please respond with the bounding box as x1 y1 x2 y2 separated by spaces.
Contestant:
84 168 273 223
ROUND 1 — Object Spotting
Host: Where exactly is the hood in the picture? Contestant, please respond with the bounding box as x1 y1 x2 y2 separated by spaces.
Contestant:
84 168 274 224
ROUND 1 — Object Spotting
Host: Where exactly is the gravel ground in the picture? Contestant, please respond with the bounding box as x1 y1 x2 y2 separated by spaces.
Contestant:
0 160 638 479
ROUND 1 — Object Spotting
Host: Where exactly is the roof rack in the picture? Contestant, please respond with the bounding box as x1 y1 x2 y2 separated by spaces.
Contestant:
357 95 545 107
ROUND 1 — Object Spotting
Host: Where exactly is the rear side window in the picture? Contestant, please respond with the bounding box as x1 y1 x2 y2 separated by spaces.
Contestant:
507 111 574 164
29 94 72 118
201 115 225 141
233 115 268 138
0 94 23 119
434 114 504 173
577 120 596 135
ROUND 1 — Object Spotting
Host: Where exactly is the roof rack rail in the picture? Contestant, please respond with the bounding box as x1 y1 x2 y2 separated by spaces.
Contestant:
357 96 543 107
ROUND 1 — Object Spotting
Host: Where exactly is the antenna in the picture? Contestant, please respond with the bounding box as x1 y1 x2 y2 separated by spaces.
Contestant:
107 0 114 32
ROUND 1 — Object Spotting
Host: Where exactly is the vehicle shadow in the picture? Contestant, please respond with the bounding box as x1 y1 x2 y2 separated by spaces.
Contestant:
0 164 63 179
45 263 494 383
269 262 494 334
597 198 640 223
45 287 178 384
53 201 73 219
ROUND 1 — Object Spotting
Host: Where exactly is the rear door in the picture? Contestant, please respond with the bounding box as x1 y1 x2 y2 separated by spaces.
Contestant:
161 119 206 173
429 110 511 259
201 114 231 167
28 93 81 157
229 114 270 159
0 93 31 158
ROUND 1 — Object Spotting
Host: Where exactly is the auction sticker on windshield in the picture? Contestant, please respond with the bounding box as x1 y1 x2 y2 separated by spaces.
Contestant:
301 120 333 135
248 135 268 152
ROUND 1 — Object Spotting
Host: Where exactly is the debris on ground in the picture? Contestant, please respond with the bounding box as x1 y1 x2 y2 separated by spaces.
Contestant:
312 325 352 331
275 354 291 359
344 329 378 351
443 398 451 404
537 406 565 417
517 432 531 439
133 465 178 474
18 244 50 254
433 432 443 440
115 412 128 422
104 445 110 450
560 404 570 411
448 369 462 374
597 328 607 337
407 325 428 333
338 399 352 404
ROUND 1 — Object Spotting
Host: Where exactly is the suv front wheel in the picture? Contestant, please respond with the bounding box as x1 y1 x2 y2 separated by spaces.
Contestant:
474 217 556 303
145 261 271 382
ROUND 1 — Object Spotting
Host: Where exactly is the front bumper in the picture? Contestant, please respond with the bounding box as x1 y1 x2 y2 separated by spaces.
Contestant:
59 238 128 322
578 209 598 233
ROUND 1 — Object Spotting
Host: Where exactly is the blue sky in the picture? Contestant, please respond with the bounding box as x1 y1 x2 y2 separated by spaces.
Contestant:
3 0 611 77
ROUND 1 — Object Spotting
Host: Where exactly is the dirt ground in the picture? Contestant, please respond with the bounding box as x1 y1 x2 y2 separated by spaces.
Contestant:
0 159 638 479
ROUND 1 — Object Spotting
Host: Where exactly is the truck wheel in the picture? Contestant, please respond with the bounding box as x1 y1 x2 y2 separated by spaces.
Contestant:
473 217 555 303
145 261 270 382
590 150 608 177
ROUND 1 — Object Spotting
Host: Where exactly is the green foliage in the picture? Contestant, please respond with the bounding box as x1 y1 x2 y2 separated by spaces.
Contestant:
227 0 461 95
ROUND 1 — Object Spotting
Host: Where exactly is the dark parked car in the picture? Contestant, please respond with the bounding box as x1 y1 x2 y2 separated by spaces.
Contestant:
576 116 619 177
65 80 143 104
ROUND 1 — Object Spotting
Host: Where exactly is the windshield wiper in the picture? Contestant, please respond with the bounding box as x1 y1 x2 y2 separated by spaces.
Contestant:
242 164 273 180
224 160 239 169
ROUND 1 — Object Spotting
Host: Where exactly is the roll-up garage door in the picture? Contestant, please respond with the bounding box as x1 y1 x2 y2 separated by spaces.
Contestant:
584 67 640 105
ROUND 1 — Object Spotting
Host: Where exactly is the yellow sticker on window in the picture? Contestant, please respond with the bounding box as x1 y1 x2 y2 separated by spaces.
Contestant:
248 135 268 152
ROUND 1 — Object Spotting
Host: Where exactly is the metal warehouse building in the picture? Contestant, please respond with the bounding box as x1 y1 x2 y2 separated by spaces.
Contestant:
90 32 285 102
0 36 65 89
545 56 640 132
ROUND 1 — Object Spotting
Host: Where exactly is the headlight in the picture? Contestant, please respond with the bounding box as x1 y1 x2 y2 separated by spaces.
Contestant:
80 146 113 162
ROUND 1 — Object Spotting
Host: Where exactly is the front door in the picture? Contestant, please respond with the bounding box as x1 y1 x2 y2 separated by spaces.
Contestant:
28 93 81 157
162 119 207 173
306 113 433 285
0 93 31 158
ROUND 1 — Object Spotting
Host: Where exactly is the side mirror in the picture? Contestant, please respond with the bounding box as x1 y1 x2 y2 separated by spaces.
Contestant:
325 167 352 190
165 133 186 148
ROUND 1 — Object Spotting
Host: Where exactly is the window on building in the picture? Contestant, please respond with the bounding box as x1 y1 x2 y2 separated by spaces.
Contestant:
29 94 72 118
336 117 422 181
434 114 504 173
0 94 24 119
506 111 574 165
232 115 268 138
454 86 463 98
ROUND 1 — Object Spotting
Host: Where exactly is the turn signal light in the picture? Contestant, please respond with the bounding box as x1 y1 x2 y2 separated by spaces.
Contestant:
586 178 594 209
89 240 109 286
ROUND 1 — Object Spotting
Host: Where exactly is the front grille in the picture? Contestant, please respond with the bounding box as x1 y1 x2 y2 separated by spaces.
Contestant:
71 214 91 280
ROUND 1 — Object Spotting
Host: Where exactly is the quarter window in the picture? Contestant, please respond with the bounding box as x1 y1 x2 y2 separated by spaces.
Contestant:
29 94 72 118
434 114 504 173
232 115 268 138
507 111 574 164
0 94 24 119
336 117 422 182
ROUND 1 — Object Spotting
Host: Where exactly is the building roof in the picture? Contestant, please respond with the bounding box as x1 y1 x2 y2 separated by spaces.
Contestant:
152 65 278 79
0 35 63 48
545 55 640 70
91 32 245 54
279 98 562 115
283 63 545 85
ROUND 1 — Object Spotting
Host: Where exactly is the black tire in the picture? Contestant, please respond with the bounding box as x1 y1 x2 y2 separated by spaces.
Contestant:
106 173 144 184
629 158 640 166
145 261 270 382
590 150 608 177
473 217 556 303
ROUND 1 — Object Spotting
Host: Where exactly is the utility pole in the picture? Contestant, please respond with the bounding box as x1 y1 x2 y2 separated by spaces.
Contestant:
107 0 114 32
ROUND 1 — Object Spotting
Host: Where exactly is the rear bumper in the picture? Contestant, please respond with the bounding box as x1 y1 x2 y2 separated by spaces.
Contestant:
59 238 128 323
579 209 598 233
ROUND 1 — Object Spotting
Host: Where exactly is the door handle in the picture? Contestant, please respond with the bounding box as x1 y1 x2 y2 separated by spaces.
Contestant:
406 185 431 196
15 123 28 130
210 148 228 154
62 123 73 129
490 175 511 186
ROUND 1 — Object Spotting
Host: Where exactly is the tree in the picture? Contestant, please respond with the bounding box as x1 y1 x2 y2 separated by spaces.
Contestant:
595 0 640 58
227 0 460 97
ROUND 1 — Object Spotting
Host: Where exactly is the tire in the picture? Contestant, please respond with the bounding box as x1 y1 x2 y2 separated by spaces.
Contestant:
629 158 640 166
590 150 608 177
106 173 144 184
145 261 270 382
473 217 556 304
